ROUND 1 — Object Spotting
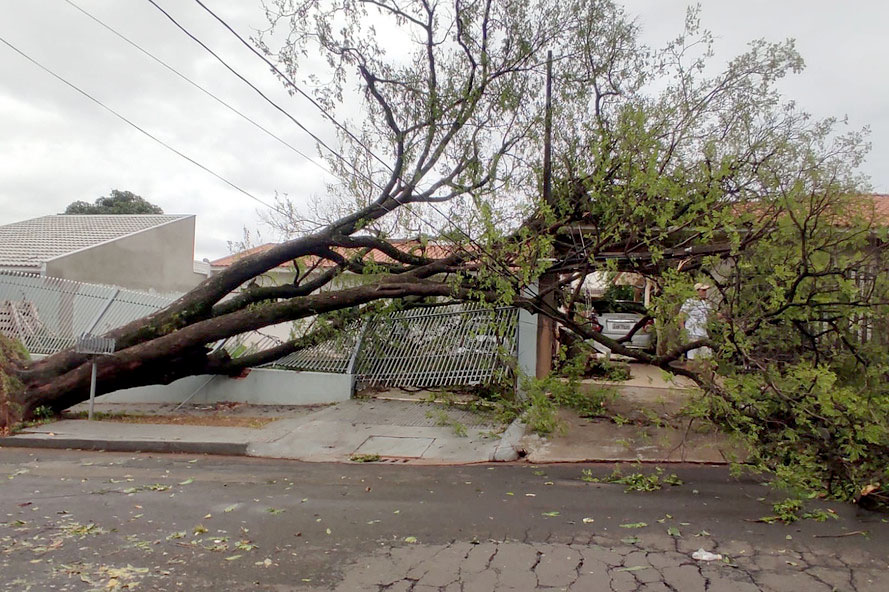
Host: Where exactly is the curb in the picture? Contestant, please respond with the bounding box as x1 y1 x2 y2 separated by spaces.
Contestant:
0 437 248 456
491 419 526 461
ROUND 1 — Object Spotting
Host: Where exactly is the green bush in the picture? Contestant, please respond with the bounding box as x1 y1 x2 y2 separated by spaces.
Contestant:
507 355 617 434
691 361 889 505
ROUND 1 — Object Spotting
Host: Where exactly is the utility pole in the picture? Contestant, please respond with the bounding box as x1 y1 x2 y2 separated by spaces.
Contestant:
536 50 556 379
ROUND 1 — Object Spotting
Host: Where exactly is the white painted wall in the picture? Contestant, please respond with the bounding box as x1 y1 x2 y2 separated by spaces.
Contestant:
96 368 352 406
46 217 202 293
515 282 539 399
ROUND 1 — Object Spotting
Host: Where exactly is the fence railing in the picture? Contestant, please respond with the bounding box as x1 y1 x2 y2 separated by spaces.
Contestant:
0 271 177 354
1 272 520 389
270 325 359 375
270 304 518 389
0 271 282 360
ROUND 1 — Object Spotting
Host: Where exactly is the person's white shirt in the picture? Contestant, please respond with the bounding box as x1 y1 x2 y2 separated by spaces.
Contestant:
680 285 714 360
680 298 712 339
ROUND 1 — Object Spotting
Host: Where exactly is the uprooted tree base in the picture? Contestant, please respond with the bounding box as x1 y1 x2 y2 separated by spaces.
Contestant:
0 334 30 432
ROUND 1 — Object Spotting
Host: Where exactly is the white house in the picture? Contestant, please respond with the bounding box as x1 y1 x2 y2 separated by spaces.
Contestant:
0 214 209 293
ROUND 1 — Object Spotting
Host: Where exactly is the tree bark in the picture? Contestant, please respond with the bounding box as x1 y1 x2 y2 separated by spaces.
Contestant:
2 274 472 425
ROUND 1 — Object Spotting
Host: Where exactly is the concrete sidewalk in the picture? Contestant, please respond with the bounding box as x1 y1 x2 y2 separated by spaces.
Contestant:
1 399 525 464
0 365 739 465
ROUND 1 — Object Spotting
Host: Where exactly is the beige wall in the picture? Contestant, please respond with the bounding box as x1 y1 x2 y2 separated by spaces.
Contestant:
45 217 203 293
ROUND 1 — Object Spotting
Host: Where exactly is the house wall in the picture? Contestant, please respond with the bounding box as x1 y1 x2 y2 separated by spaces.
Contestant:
44 217 201 293
95 368 352 406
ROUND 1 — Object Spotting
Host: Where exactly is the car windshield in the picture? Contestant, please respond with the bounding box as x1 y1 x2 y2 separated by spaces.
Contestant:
589 300 647 315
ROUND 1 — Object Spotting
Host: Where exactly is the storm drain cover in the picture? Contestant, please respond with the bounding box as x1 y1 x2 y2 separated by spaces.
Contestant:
354 436 434 458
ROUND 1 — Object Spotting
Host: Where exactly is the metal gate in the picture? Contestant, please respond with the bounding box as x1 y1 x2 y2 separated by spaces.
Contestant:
270 304 518 389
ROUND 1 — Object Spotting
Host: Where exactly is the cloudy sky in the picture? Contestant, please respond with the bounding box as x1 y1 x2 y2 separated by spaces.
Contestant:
1 1 887 261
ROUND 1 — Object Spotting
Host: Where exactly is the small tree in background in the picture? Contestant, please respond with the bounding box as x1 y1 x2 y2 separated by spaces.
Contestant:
63 190 164 215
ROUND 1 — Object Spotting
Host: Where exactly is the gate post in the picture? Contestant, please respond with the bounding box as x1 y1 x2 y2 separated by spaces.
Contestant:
515 282 538 400
345 321 370 397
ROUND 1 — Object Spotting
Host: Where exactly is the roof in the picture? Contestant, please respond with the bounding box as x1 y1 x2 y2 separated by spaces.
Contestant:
0 214 191 268
211 243 282 269
869 194 889 224
212 195 889 272
813 193 889 226
723 193 889 228
211 239 456 271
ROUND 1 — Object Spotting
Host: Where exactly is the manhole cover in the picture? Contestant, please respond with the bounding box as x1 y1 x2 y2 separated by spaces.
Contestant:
354 436 434 458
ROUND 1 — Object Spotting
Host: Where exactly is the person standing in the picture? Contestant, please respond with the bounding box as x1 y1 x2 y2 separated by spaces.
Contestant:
679 282 714 361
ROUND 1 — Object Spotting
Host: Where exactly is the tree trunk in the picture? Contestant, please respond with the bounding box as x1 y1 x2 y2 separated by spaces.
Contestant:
0 275 463 428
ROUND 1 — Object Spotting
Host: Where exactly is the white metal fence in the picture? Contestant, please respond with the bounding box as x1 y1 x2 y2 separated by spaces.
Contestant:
1 272 519 389
270 304 519 389
0 271 279 360
270 325 359 375
0 271 176 354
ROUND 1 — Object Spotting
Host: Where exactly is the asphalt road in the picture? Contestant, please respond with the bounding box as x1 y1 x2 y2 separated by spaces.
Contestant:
1 449 886 591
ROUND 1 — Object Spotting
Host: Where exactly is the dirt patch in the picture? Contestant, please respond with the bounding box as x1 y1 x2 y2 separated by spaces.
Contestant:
98 415 275 430
61 402 323 429
79 414 277 429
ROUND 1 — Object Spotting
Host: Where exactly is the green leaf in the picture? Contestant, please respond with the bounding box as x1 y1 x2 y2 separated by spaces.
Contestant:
619 522 647 529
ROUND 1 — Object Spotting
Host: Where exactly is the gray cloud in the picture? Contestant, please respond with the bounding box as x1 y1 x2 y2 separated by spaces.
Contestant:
1 0 886 261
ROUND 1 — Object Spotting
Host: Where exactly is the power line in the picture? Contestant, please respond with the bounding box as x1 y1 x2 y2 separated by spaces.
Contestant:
0 34 286 216
149 4 436 220
185 1 536 288
61 0 333 182
191 0 393 174
144 0 381 193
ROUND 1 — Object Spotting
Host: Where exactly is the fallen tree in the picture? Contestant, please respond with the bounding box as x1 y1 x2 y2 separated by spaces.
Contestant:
2 0 886 508
0 0 701 422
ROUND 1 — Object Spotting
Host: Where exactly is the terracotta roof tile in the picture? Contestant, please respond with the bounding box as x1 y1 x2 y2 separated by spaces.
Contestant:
210 239 456 270
210 243 280 268
869 194 889 224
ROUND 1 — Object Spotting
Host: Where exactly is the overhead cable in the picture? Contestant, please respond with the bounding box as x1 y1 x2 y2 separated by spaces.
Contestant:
0 34 287 216
61 0 333 181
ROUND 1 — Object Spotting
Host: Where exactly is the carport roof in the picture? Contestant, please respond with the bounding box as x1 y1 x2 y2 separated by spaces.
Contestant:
0 214 191 268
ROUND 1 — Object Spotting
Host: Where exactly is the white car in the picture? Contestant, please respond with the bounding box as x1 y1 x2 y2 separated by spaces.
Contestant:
586 301 654 353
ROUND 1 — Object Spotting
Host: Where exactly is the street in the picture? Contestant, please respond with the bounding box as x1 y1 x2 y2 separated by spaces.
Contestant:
1 449 886 591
